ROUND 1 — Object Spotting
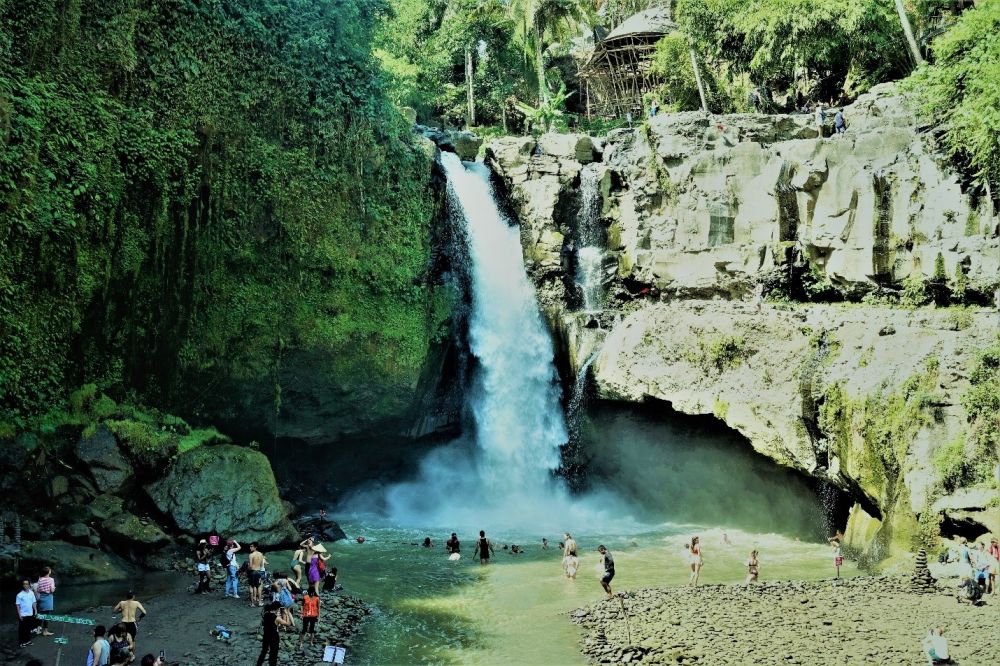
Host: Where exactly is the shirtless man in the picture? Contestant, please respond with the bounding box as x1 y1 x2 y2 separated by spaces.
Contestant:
113 591 147 641
563 533 579 579
248 543 268 607
598 545 615 599
472 530 494 565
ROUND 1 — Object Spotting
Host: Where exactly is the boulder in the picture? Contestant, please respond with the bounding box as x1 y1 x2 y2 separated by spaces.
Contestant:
87 494 125 522
19 540 130 583
50 475 69 498
147 445 296 545
103 512 171 549
74 425 133 493
537 132 596 163
451 131 483 161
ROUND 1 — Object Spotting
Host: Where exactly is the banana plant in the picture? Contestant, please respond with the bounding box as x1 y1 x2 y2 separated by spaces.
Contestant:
514 81 575 133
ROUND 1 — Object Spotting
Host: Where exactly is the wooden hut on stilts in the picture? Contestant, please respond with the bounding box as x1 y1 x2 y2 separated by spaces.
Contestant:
579 4 676 119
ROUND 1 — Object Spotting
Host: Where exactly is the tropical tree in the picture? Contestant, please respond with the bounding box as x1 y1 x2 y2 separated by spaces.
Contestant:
894 0 926 65
507 0 593 102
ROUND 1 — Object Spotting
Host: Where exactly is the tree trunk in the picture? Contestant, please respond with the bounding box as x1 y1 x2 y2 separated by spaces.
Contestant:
894 0 925 66
689 47 708 113
535 21 547 103
465 44 476 127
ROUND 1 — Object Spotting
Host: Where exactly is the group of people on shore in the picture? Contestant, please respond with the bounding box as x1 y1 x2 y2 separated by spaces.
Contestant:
188 528 341 665
949 536 999 604
14 565 153 666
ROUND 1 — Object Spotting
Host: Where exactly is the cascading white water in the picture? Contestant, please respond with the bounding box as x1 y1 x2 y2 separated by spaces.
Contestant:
576 165 604 312
382 153 578 528
444 153 567 491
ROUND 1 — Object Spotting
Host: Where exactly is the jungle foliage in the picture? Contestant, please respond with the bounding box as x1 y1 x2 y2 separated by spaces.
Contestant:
0 0 446 425
909 0 1000 192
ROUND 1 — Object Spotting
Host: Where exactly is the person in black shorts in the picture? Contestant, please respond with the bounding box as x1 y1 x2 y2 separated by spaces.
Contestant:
598 545 615 599
473 530 494 564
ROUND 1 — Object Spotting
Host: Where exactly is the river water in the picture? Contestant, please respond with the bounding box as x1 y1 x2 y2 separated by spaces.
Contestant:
313 155 851 664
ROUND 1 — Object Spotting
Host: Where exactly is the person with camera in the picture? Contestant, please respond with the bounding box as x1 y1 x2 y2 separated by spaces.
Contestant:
256 601 290 666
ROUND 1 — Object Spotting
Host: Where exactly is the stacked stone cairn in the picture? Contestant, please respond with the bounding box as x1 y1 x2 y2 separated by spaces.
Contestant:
910 548 937 593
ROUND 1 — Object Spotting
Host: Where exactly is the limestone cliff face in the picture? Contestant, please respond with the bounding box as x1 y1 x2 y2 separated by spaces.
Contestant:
487 84 1000 565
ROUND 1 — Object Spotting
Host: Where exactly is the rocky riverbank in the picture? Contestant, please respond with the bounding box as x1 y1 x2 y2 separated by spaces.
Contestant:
3 575 370 666
572 576 999 665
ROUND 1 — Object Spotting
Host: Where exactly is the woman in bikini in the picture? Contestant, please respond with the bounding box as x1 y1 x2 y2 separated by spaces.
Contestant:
291 537 313 588
745 549 759 585
688 536 703 587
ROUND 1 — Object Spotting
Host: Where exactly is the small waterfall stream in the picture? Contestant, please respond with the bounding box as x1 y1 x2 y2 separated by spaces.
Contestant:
576 164 603 312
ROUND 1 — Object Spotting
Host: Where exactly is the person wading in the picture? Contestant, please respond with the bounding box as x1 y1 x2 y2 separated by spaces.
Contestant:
598 545 615 599
473 530 494 565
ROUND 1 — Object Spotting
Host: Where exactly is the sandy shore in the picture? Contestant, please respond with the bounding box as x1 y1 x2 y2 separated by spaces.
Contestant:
572 576 999 665
2 574 369 666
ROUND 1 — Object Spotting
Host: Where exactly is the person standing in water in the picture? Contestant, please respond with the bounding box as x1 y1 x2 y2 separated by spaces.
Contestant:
597 545 615 599
473 530 494 564
291 537 313 589
688 536 703 587
745 550 760 585
562 533 579 579
830 538 844 578
445 533 460 555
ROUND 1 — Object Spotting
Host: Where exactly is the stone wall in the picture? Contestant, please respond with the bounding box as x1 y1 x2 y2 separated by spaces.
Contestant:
487 83 1000 565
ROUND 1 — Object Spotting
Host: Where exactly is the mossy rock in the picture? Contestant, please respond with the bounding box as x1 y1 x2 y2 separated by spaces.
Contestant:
103 511 171 550
108 419 229 476
74 424 134 493
147 445 295 544
87 494 125 522
19 540 131 583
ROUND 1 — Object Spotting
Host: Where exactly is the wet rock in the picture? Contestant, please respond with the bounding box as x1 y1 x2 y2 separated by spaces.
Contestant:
74 424 133 493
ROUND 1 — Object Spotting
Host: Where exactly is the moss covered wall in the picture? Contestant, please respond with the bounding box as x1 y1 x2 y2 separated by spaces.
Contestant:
0 1 451 439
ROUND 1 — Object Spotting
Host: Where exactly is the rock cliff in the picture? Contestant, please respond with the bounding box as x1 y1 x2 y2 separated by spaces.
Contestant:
487 84 999 565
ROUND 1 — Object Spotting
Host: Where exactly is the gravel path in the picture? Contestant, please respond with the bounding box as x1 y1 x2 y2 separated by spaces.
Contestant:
572 577 999 665
3 578 370 666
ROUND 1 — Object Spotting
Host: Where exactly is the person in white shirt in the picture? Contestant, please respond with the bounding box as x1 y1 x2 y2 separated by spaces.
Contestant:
922 627 951 665
15 579 37 648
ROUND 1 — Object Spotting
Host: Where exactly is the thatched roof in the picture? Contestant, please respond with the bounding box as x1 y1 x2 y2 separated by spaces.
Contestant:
603 7 675 44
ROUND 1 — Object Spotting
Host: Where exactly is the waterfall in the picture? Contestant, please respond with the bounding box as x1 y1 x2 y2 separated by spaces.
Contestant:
383 153 573 527
577 165 603 312
444 152 567 492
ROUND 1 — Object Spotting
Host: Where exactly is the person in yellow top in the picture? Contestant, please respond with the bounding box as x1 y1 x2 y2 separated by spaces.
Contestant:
113 591 147 641
298 587 321 649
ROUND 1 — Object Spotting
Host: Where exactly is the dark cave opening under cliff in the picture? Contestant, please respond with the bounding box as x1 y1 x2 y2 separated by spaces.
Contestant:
566 398 852 541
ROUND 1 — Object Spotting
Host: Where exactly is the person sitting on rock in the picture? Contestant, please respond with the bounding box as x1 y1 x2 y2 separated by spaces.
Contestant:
922 627 952 665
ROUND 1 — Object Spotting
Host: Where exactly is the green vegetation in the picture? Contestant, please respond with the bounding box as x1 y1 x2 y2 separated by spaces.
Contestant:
675 0 912 106
686 334 753 374
910 0 1000 192
1 1 447 425
819 358 940 498
956 336 1000 486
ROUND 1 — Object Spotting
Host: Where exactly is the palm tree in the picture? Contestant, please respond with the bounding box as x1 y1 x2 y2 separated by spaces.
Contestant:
893 0 925 66
507 0 592 102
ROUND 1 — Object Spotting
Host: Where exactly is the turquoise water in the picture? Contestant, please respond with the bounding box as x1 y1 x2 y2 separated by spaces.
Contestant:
305 520 857 665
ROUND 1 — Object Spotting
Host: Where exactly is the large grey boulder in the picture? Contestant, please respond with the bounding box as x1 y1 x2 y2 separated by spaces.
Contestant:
19 540 131 583
147 445 296 545
74 425 133 493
